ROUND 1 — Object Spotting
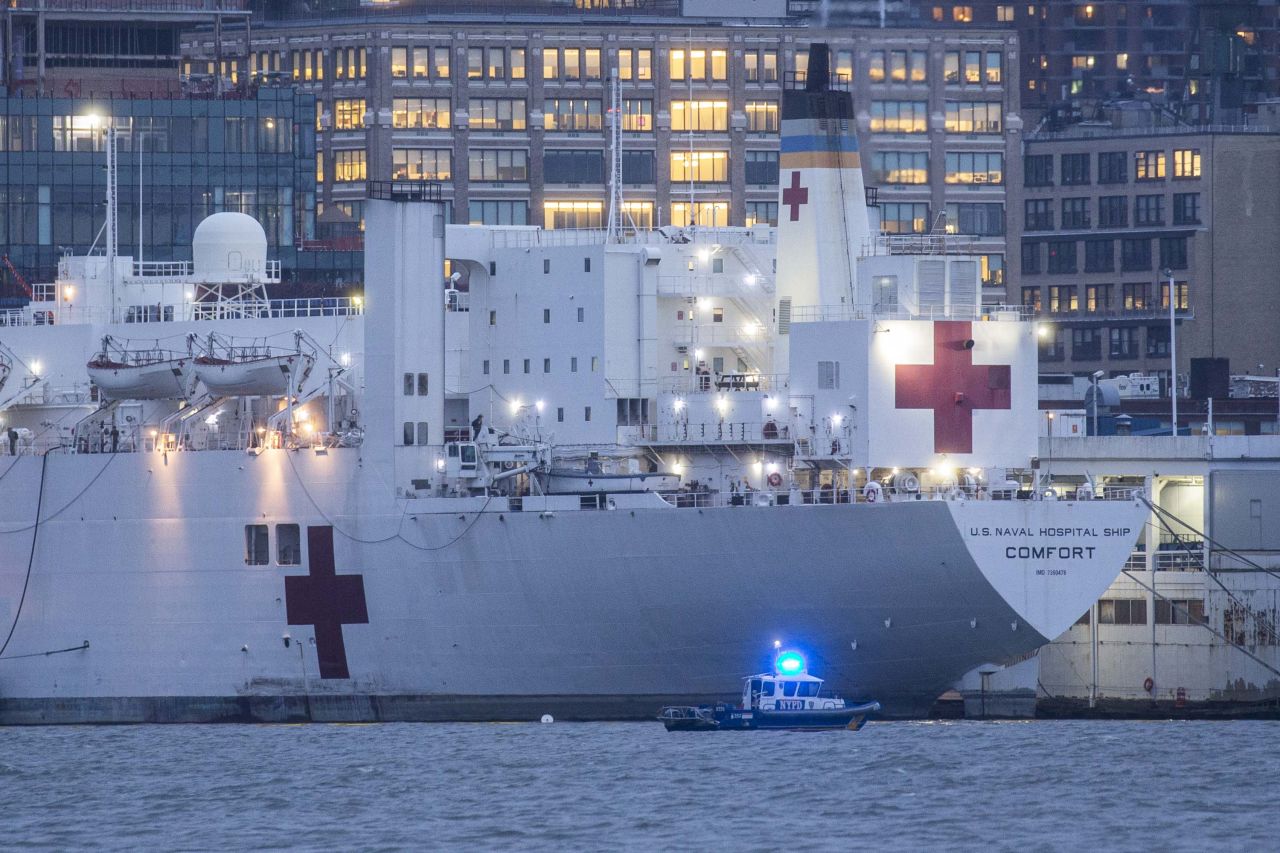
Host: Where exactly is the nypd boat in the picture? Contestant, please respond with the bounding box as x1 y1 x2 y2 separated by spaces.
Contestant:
659 649 880 732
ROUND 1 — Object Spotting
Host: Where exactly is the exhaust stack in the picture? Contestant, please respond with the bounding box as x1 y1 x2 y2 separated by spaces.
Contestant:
775 44 872 336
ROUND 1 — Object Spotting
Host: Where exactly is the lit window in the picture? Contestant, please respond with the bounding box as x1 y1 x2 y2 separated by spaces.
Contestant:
671 201 729 227
1134 150 1167 181
543 201 604 229
1173 149 1201 179
671 100 729 132
333 149 366 182
333 98 366 130
670 150 729 183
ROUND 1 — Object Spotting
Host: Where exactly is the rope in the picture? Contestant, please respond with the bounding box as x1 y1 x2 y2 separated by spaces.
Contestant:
1119 568 1280 681
0 452 118 536
1143 495 1280 583
284 447 493 552
0 453 49 659
0 641 89 662
1125 495 1280 681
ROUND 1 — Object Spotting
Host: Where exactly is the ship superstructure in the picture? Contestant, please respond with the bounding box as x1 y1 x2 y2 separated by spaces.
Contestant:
0 47 1147 723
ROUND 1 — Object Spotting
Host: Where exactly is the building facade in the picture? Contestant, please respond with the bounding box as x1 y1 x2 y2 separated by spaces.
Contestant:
0 85 359 298
885 0 1280 123
182 16 1021 300
1012 110 1280 391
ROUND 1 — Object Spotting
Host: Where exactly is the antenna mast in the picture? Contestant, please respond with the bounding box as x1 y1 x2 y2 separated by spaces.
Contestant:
605 72 633 242
105 125 119 322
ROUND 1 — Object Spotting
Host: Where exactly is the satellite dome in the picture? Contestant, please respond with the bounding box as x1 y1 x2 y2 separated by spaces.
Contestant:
192 212 268 282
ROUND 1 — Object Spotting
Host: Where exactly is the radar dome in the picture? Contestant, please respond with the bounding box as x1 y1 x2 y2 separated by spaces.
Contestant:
192 212 268 282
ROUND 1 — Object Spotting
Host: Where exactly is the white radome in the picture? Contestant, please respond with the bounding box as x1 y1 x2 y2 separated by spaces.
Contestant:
191 212 268 282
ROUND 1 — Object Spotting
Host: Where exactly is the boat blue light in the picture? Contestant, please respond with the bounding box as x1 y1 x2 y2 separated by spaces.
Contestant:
775 650 806 675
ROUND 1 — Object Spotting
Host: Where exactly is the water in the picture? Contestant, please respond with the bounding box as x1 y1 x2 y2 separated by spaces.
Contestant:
4 720 1278 851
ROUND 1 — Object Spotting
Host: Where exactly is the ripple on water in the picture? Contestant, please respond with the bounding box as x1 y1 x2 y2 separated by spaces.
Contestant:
4 720 1279 851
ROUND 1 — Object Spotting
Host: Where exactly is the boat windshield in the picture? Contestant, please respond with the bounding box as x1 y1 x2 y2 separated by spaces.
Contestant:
780 681 821 697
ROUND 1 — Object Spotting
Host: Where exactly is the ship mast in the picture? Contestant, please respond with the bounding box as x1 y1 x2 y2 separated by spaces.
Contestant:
105 124 119 323
605 72 633 243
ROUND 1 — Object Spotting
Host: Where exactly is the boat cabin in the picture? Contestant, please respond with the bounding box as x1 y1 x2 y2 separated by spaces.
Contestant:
743 650 846 712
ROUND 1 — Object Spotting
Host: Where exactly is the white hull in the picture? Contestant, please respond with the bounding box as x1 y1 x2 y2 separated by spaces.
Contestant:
0 449 1147 723
87 360 188 400
193 354 310 396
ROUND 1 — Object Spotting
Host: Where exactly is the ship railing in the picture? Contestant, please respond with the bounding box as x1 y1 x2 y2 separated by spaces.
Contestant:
657 483 1147 509
789 303 1032 323
659 373 787 394
655 274 775 297
647 420 793 444
672 323 770 345
446 290 470 312
861 233 980 257
484 226 774 251
267 297 364 318
132 260 193 278
1154 552 1202 572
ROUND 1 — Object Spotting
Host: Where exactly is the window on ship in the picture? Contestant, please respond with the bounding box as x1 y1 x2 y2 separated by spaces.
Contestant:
245 525 269 565
277 524 301 566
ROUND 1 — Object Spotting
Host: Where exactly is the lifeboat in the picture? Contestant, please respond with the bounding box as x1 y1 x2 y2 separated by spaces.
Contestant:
87 352 189 400
540 467 681 495
193 352 314 396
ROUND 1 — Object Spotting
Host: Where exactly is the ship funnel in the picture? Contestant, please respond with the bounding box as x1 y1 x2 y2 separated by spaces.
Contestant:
775 42 872 373
804 43 830 92
362 181 447 494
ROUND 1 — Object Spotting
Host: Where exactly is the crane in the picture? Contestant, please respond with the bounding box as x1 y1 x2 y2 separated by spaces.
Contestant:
0 255 34 301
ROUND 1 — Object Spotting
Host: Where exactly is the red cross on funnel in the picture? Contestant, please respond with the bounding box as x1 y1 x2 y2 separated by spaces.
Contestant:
782 171 808 222
894 321 1011 454
285 526 369 679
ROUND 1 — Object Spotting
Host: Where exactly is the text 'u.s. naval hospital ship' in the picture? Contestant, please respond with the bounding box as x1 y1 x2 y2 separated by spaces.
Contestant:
0 47 1146 723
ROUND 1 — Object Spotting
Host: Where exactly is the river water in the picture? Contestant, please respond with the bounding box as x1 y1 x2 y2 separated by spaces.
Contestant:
4 720 1277 850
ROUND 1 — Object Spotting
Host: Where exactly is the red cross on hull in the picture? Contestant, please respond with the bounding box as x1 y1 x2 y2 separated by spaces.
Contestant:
894 321 1012 454
782 171 809 222
285 526 369 679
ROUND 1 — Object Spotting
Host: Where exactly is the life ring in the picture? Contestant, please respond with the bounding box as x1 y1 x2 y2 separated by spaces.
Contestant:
862 482 880 503
767 472 783 488
1143 676 1154 693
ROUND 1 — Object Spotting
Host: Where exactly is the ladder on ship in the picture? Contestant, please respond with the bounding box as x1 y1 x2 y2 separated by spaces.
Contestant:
160 394 230 450
70 400 122 452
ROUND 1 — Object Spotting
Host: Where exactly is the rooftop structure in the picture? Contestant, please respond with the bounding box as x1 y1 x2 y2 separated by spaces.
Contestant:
2 0 250 97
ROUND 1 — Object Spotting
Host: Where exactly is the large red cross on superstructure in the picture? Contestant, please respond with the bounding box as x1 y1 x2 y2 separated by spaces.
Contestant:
285 526 369 679
894 321 1012 454
782 171 809 222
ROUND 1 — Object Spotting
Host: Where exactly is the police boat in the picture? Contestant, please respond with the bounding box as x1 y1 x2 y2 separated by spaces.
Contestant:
659 649 880 732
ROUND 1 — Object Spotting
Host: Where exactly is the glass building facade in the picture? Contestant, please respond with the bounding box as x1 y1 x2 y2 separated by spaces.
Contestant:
0 85 359 300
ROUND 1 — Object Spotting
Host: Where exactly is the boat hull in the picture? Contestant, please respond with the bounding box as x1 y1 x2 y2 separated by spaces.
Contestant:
542 470 681 494
87 360 188 400
0 450 1146 724
192 355 308 396
660 701 881 731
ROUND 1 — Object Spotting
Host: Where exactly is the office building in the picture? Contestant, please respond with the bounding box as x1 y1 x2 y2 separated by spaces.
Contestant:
895 0 1280 123
182 9 1020 300
1012 103 1280 390
0 85 359 297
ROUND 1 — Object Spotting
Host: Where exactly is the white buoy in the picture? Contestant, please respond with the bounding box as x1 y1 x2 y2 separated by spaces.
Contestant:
540 714 554 724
